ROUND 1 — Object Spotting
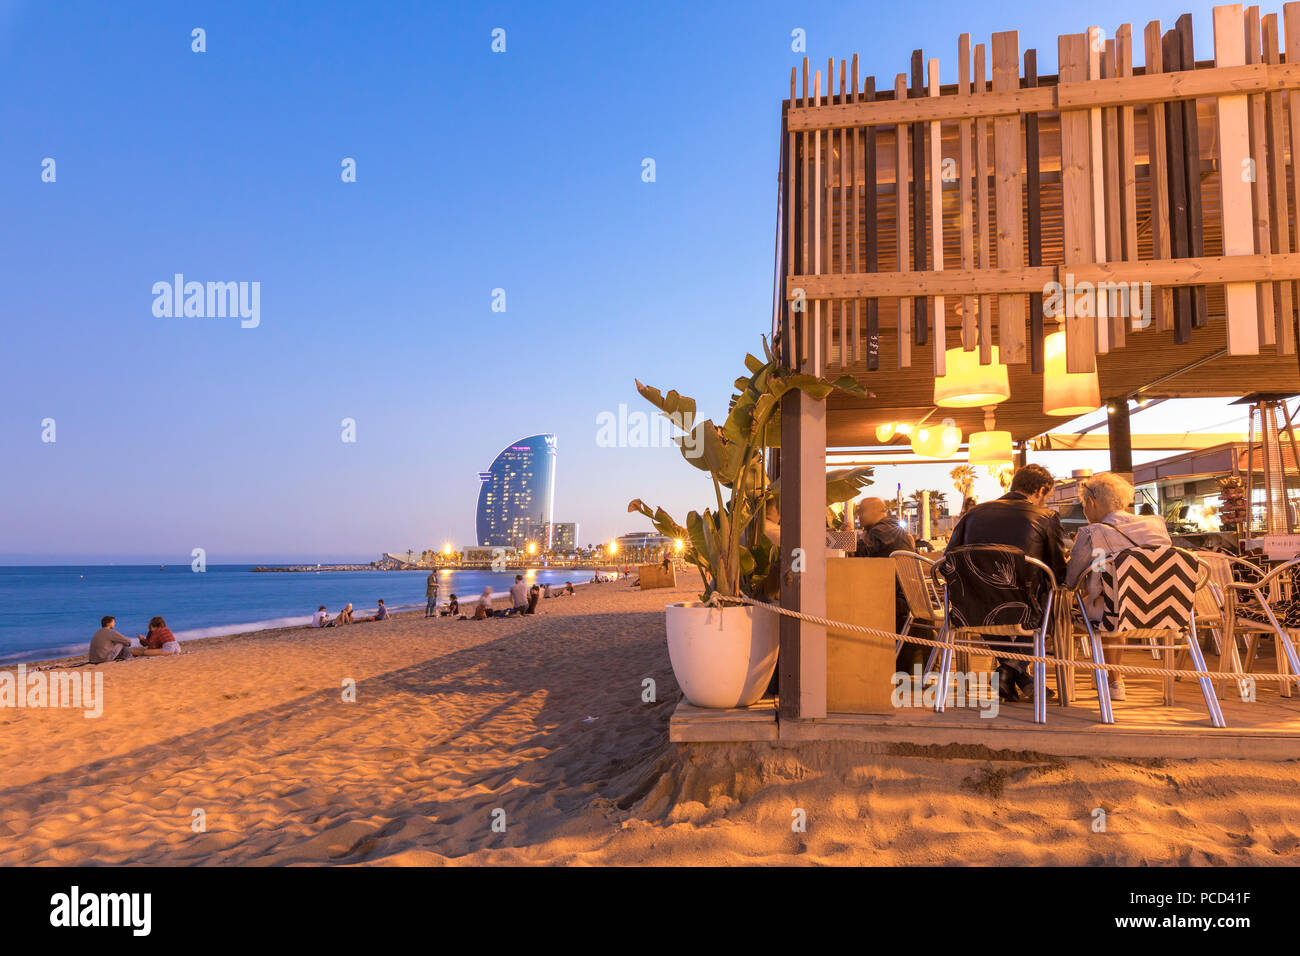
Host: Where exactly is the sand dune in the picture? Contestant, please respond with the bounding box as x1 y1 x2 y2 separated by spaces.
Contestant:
1 579 1298 865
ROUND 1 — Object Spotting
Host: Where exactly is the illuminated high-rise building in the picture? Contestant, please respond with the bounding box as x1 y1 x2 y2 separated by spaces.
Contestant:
475 434 557 548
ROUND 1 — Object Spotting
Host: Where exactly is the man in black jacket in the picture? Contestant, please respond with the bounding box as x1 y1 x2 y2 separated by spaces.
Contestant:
945 464 1068 701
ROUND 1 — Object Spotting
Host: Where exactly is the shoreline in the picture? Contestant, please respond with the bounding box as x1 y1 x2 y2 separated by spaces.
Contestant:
1 576 625 672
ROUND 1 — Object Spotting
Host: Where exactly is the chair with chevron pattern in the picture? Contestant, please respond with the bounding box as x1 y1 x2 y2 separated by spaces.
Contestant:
1077 545 1225 728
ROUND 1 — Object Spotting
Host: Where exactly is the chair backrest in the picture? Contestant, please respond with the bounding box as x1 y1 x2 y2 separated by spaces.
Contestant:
891 551 940 623
1100 546 1199 632
1192 551 1233 620
826 529 860 552
935 544 1050 631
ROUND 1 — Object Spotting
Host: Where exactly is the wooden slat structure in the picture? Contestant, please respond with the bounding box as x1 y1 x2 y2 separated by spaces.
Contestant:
778 3 1300 383
772 4 1300 723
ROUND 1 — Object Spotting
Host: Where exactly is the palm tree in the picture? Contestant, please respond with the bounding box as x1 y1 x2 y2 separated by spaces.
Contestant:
986 464 1014 492
950 465 976 501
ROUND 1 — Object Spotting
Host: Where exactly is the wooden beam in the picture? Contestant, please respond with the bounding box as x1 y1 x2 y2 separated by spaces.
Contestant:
911 51 929 347
779 389 828 722
975 43 993 365
929 57 946 375
993 31 1026 364
1178 15 1209 330
1246 5 1277 346
895 72 913 368
959 33 976 349
1214 3 1261 355
1059 32 1098 373
786 61 1300 130
1144 21 1174 333
788 252 1300 299
1089 27 1111 355
1163 29 1194 345
1264 12 1296 352
1026 49 1045 372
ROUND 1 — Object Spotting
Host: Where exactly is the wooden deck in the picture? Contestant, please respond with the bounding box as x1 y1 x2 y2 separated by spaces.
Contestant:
670 669 1300 760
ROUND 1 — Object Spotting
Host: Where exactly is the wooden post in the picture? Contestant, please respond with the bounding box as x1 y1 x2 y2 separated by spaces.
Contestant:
1214 3 1261 355
779 389 828 721
993 31 1026 364
910 50 929 347
1025 49 1044 372
1058 32 1098 373
1107 398 1134 482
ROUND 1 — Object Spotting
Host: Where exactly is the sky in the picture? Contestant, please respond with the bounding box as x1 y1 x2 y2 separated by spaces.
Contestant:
0 0 1257 564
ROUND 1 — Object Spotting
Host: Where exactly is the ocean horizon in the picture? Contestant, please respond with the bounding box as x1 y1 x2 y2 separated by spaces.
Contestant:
0 564 613 665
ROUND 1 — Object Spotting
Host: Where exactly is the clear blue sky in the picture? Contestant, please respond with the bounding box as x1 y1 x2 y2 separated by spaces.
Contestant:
0 0 1236 563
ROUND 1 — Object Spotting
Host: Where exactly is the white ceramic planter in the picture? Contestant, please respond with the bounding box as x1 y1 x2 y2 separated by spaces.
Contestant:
665 601 780 709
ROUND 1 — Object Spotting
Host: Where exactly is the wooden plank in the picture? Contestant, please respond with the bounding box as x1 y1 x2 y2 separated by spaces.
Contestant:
911 50 928 347
864 72 880 371
959 33 976 349
800 58 810 367
1144 21 1174 333
1103 37 1126 349
1059 32 1098 373
1117 25 1140 275
823 59 834 370
826 558 897 714
813 67 823 375
1025 49 1044 373
852 55 863 367
1246 6 1277 346
1280 1 1300 354
835 58 847 368
786 67 798 366
1265 13 1296 352
895 73 913 369
1089 27 1111 355
787 253 1300 299
993 31 1026 364
1214 3 1262 355
975 44 992 364
929 57 946 376
785 61 1300 130
1178 14 1209 330
1163 29 1194 345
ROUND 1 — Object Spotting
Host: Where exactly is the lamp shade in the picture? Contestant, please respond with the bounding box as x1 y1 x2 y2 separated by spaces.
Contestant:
934 346 1011 408
1043 330 1102 416
911 423 962 458
968 429 1014 465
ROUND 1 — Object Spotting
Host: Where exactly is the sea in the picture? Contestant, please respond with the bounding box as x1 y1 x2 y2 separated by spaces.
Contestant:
0 565 610 665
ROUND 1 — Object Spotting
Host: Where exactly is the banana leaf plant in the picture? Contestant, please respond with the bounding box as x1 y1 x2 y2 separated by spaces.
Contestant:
628 335 873 601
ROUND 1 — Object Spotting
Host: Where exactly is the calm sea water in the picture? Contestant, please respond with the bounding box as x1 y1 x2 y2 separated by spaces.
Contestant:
0 565 608 665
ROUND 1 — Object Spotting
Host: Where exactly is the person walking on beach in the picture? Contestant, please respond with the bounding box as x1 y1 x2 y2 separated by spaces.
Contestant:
88 616 133 663
425 571 440 617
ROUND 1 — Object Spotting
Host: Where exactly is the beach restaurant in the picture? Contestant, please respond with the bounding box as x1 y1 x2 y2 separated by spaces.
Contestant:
673 4 1300 758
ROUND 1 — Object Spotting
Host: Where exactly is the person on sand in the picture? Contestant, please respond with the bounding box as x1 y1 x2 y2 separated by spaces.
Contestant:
361 599 389 623
311 605 329 628
425 571 439 618
442 594 459 617
526 584 541 614
471 588 494 620
336 603 354 625
88 615 133 663
133 616 181 656
509 575 528 614
565 581 574 596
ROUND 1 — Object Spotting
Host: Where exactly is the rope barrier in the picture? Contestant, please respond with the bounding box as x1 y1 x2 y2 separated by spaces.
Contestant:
710 593 1300 684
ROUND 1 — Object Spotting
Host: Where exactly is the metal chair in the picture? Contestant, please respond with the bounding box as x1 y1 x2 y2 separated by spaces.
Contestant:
890 550 942 659
1193 551 1293 700
930 544 1061 724
1077 545 1225 728
1222 555 1300 698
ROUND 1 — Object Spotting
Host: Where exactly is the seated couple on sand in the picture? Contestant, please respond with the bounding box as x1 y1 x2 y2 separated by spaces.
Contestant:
88 615 181 662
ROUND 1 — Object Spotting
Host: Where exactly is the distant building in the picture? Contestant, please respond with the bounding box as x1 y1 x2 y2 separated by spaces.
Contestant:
476 434 557 548
615 531 672 554
551 522 578 551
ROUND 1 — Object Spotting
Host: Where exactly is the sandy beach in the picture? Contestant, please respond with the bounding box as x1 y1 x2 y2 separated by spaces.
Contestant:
2 579 1299 866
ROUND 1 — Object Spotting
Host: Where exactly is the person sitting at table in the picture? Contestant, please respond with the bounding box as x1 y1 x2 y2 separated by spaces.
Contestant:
1065 471 1171 702
945 463 1068 702
853 497 920 668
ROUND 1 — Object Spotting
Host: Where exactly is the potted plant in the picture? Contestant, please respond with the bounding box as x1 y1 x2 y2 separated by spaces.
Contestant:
628 336 872 708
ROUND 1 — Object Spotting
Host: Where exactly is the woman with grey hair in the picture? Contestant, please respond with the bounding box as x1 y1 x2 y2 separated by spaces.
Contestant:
1064 471 1171 700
